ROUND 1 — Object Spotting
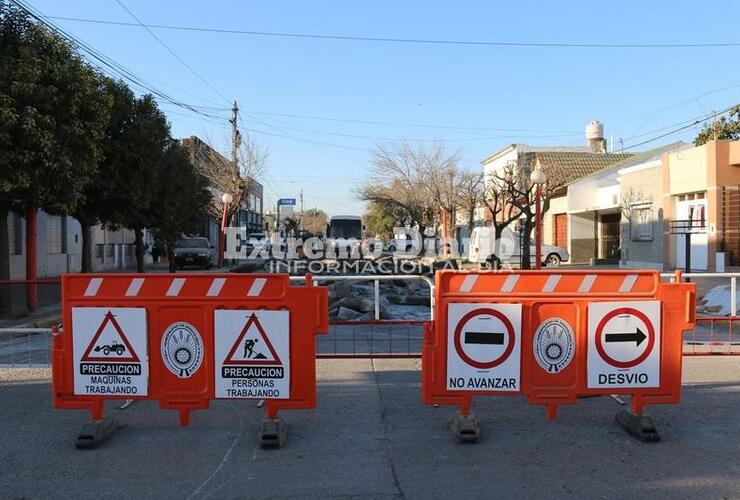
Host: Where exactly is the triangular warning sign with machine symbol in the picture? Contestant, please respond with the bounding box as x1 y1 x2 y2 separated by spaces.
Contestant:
223 313 282 366
80 311 140 363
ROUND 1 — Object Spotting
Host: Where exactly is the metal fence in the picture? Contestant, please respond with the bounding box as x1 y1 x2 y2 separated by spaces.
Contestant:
2 272 738 368
662 272 739 355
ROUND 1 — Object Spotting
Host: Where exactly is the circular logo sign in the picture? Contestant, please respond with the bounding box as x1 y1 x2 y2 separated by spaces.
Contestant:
533 318 575 373
453 308 515 369
161 322 203 378
595 307 655 369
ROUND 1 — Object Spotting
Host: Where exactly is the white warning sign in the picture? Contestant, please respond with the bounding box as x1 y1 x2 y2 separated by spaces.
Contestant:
72 307 148 396
588 301 661 389
214 310 290 399
446 303 521 392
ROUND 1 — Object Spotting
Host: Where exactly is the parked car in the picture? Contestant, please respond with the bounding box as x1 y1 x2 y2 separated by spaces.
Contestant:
174 237 213 269
468 227 569 267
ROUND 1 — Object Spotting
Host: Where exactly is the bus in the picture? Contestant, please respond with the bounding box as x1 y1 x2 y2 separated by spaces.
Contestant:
325 215 363 259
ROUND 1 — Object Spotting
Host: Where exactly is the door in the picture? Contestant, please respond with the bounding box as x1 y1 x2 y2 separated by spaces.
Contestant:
553 214 568 249
675 197 708 270
599 213 621 259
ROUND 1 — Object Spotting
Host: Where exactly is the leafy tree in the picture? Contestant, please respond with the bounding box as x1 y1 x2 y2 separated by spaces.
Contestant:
100 93 171 272
363 201 396 238
0 2 110 306
151 140 211 272
694 106 740 145
72 78 135 272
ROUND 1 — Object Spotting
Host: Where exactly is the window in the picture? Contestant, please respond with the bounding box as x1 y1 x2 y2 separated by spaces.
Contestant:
105 244 114 258
256 197 262 213
8 212 22 255
46 215 67 254
630 205 653 241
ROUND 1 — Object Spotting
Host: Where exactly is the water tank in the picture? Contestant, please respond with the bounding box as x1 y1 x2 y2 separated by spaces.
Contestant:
586 120 604 141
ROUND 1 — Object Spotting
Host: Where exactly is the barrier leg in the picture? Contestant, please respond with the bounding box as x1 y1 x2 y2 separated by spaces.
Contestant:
75 417 120 449
260 405 287 448
615 397 660 442
451 398 479 442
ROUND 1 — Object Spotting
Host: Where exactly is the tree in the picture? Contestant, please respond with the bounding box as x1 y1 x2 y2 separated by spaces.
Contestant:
195 132 267 222
72 78 134 272
0 2 110 305
363 201 396 238
300 208 327 235
101 93 171 272
694 105 740 145
151 141 211 272
359 142 459 231
489 159 564 269
456 170 484 239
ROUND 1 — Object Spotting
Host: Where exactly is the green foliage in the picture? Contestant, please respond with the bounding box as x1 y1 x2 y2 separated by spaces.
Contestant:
0 3 111 213
363 201 397 238
152 140 211 247
694 106 740 146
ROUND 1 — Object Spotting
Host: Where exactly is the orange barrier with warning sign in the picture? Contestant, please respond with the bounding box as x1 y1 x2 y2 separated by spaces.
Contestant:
53 273 327 446
422 270 695 441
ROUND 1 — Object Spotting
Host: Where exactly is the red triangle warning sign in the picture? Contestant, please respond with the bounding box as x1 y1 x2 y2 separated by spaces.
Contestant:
223 313 281 366
81 311 141 363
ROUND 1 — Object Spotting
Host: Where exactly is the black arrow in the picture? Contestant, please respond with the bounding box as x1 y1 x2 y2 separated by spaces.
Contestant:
605 327 646 347
465 331 505 345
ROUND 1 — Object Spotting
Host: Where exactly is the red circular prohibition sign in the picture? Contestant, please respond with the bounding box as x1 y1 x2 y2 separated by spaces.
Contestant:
454 308 515 369
594 307 655 369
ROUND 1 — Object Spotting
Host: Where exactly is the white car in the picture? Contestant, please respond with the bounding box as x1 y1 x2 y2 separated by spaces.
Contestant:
468 227 569 267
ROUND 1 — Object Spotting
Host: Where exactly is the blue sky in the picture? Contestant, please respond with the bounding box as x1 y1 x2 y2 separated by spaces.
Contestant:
30 0 740 216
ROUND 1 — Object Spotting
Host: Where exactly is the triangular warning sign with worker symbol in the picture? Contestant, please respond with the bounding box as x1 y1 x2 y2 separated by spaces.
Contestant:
80 311 141 363
223 313 282 366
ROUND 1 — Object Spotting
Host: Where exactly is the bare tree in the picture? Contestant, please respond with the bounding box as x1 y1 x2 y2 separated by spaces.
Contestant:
456 170 484 239
186 134 267 221
490 158 565 268
359 142 460 231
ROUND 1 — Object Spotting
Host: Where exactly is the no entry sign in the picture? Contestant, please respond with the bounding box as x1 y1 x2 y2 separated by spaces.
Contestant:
446 303 521 392
587 301 661 389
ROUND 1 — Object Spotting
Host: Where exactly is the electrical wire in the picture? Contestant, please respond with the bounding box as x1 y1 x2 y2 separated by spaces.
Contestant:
43 15 740 49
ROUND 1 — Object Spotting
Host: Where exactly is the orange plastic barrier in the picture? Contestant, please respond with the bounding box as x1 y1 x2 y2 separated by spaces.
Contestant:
53 273 327 446
422 270 695 441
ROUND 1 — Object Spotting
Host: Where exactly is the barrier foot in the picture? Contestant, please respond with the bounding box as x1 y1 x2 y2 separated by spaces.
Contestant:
260 418 287 448
74 417 120 449
450 412 480 443
615 410 660 442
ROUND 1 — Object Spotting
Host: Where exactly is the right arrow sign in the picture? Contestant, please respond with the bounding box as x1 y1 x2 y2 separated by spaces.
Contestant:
587 301 661 389
605 327 646 347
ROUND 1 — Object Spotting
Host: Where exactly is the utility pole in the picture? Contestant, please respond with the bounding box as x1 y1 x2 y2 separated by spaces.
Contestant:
299 189 304 230
230 100 240 179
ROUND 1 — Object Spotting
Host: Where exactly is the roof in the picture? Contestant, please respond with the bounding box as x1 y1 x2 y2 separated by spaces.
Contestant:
530 151 633 187
481 143 590 165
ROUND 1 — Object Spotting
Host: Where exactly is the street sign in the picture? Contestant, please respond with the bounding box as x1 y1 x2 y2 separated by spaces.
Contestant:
277 198 296 206
73 307 148 396
446 303 521 391
214 310 290 399
587 301 661 388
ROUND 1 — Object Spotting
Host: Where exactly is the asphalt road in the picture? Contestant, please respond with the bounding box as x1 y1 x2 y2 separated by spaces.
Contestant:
1 357 740 499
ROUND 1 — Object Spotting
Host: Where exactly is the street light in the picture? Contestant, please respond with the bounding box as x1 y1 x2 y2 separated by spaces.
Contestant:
530 168 546 270
219 192 233 268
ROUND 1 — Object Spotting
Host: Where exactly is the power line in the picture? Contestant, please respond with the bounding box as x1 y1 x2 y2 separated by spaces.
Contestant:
240 109 579 134
621 104 737 150
43 15 740 49
9 0 227 125
113 0 230 104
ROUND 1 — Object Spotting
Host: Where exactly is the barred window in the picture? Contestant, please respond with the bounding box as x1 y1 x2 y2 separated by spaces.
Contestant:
630 205 653 241
46 215 67 254
8 212 22 255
